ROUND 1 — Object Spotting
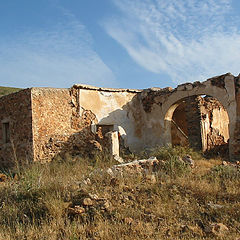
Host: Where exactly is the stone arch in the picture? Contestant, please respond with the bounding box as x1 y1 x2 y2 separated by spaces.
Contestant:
162 74 236 158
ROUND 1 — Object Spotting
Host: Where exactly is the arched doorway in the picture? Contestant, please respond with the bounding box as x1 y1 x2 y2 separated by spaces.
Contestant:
166 95 230 155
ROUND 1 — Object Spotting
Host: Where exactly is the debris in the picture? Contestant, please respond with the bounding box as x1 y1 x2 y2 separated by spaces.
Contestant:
204 223 228 236
0 173 7 182
124 217 134 225
182 155 195 167
207 202 224 209
83 198 93 206
113 154 124 163
68 205 85 216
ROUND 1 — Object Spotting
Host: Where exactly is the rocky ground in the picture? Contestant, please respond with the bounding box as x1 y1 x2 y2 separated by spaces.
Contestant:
0 146 240 239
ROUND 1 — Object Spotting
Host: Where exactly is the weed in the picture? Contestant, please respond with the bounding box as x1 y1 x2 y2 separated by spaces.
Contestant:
0 146 239 239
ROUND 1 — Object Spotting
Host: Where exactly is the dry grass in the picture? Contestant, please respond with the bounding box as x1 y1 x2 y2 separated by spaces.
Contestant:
0 86 21 97
0 147 240 239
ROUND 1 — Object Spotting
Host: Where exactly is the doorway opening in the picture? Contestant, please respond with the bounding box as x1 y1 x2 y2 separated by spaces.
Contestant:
170 95 229 156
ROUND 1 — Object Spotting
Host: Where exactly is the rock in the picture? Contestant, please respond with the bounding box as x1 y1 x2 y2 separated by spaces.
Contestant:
106 168 115 177
222 161 228 166
181 225 202 235
204 223 228 236
113 154 124 163
182 155 195 167
145 174 157 184
207 202 224 209
82 178 91 185
88 193 99 200
89 140 102 152
83 198 93 206
124 217 134 225
0 173 7 182
68 205 85 215
111 157 159 174
102 200 111 210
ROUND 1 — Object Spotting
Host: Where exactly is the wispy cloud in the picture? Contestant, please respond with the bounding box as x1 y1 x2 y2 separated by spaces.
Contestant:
103 0 240 84
0 15 115 88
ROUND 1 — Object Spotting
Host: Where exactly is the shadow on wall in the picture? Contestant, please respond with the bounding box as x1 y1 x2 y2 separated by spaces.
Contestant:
32 84 233 161
165 95 230 158
34 93 147 163
40 93 231 162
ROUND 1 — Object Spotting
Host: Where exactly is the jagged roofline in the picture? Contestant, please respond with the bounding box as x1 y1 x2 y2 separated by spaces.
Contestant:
73 72 238 94
72 84 142 93
0 72 237 99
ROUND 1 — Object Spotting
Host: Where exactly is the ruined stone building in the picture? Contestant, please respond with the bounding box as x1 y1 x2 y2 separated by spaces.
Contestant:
0 73 240 167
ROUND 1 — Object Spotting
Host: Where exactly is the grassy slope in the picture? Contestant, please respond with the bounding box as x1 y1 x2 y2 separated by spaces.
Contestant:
0 86 21 97
0 147 239 239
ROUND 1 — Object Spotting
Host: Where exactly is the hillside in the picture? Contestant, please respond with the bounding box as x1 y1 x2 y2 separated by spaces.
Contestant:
0 86 21 97
0 146 239 239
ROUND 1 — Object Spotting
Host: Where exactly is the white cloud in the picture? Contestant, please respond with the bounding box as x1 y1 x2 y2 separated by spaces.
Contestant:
0 20 116 88
103 0 240 83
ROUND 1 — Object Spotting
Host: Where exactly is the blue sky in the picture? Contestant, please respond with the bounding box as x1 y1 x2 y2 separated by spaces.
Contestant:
1 0 240 89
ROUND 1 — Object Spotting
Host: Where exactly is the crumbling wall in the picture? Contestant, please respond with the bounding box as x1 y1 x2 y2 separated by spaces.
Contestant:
185 96 203 150
199 96 229 152
138 73 236 159
0 89 33 167
31 88 98 162
233 75 240 157
75 85 142 152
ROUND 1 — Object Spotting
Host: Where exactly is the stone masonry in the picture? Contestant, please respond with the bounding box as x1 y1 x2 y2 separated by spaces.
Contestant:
0 73 240 167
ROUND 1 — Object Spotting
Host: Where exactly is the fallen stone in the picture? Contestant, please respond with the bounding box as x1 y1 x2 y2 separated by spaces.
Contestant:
88 193 99 200
145 174 157 184
182 155 195 167
113 154 124 163
107 157 159 177
181 225 203 235
82 178 91 185
204 223 228 236
83 198 93 206
222 161 228 166
124 217 134 225
207 202 224 209
0 173 7 182
68 205 85 215
101 200 111 210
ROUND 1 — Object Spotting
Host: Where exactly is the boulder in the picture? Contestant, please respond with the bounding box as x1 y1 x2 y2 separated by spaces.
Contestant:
204 223 228 236
83 198 93 206
182 155 195 167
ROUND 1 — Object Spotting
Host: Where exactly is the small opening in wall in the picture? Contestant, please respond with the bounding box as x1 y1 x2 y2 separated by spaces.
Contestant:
2 122 10 143
96 124 114 136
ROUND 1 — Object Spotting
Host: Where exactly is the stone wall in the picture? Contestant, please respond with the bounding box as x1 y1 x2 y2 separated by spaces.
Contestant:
0 89 33 167
185 96 203 150
0 72 239 164
170 96 229 152
74 85 142 152
138 73 237 159
199 96 229 153
31 88 99 162
233 75 240 157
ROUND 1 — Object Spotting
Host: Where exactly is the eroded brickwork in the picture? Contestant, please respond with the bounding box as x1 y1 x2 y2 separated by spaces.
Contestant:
0 89 33 167
185 96 203 150
31 88 98 162
199 96 229 153
0 72 239 166
233 75 240 156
